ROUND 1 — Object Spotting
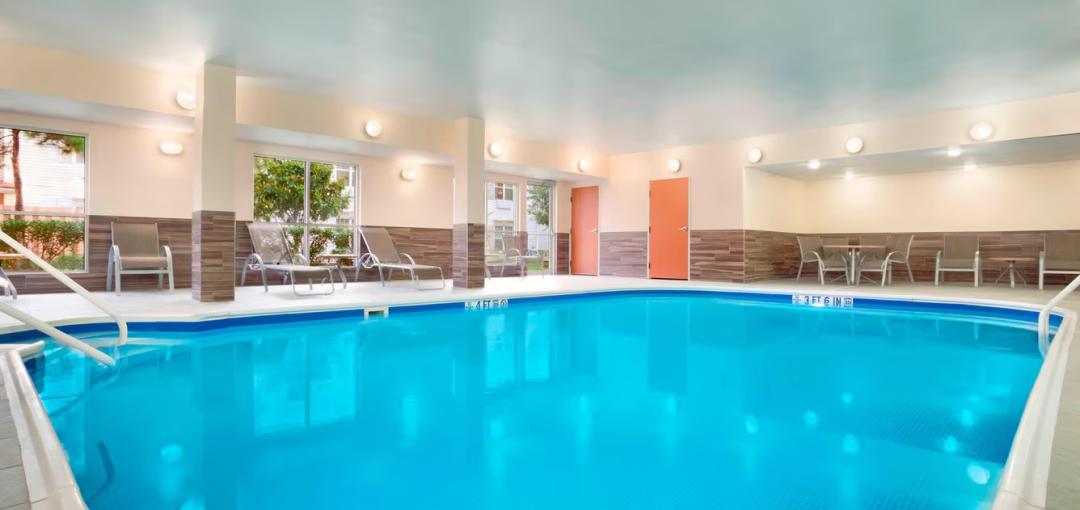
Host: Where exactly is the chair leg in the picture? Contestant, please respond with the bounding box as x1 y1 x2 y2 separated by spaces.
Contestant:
378 266 386 287
168 265 175 291
796 263 803 281
158 273 163 289
105 252 113 292
114 261 122 296
260 266 269 292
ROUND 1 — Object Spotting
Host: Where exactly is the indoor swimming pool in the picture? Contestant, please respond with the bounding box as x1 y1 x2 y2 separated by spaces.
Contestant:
21 291 1052 509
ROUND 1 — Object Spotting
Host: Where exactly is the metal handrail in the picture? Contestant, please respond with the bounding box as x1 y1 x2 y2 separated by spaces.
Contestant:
0 229 123 366
1037 273 1080 356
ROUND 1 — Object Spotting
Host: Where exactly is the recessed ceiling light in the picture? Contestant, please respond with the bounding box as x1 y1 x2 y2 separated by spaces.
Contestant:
364 120 383 139
969 122 994 141
964 163 976 171
946 146 963 158
667 159 682 173
747 147 763 164
577 159 591 173
844 169 855 180
175 89 196 110
807 159 821 170
488 142 504 158
159 140 183 155
845 137 864 154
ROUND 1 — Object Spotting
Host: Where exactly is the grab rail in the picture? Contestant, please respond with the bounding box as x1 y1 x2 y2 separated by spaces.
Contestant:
0 230 122 366
1037 273 1080 356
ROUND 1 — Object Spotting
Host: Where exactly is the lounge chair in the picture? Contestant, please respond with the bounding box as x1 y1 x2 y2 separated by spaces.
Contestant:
935 235 980 287
855 235 890 286
106 222 174 295
884 234 915 284
795 236 822 281
357 227 445 289
816 237 850 285
1039 233 1080 289
241 222 339 295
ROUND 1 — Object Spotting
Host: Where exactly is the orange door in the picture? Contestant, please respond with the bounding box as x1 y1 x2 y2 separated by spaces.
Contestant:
649 178 689 279
571 186 599 275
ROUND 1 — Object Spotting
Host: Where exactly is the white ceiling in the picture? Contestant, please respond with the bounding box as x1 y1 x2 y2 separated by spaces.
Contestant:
2 0 1080 152
750 133 1080 180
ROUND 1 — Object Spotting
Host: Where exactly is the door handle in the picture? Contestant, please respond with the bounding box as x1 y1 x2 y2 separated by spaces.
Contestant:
679 226 688 232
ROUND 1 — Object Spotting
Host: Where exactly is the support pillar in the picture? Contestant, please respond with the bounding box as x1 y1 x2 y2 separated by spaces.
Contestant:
191 64 237 302
452 117 486 288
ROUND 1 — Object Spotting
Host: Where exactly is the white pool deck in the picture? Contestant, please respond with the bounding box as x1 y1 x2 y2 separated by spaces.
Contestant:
0 275 1078 509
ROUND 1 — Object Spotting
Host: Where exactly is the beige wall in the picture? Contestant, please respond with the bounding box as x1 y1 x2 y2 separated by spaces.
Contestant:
605 91 1080 234
485 129 610 178
605 140 745 232
801 161 1080 233
234 141 454 228
0 40 194 116
743 168 806 233
237 84 455 158
0 111 195 218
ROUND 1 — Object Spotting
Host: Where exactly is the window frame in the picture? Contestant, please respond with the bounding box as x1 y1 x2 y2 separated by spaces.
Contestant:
252 153 361 261
0 123 90 273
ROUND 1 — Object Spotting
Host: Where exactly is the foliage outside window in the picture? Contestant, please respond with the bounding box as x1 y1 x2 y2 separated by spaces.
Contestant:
253 156 357 261
0 127 87 272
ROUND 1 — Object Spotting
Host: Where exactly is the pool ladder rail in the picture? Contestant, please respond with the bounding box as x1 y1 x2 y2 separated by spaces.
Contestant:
1037 273 1080 356
0 229 124 367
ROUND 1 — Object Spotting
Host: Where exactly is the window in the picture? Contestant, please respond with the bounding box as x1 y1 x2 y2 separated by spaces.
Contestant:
485 181 518 256
0 127 87 272
525 181 554 274
253 156 358 261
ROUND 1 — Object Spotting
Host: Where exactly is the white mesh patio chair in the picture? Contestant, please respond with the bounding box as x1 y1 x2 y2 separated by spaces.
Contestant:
795 236 822 281
241 222 339 295
1039 233 1080 289
884 234 915 285
106 222 174 295
855 235 890 286
935 235 981 287
357 227 445 290
815 237 850 285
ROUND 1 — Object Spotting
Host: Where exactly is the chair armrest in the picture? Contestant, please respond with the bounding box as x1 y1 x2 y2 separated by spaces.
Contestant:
401 253 417 265
935 250 942 262
1039 251 1046 263
111 245 121 269
162 245 173 264
247 253 265 269
358 253 377 269
293 253 310 265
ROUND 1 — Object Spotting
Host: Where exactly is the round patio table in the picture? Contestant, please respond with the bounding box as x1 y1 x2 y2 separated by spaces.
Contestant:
989 256 1035 288
822 244 887 285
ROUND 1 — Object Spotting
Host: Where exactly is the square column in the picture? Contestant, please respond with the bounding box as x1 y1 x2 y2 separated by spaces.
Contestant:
452 117 485 288
192 64 237 302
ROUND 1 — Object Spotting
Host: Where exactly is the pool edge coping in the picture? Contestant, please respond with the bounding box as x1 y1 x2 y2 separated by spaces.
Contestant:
0 284 1074 510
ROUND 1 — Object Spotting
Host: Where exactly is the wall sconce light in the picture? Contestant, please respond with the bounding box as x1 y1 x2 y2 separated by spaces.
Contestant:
365 120 383 139
963 162 977 172
969 122 994 141
807 159 821 170
400 168 417 181
577 159 591 173
747 147 763 164
667 159 682 173
845 137 864 154
159 141 183 155
488 142 504 158
175 88 196 110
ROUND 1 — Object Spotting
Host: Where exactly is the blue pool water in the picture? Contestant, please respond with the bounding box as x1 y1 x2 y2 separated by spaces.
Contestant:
25 292 1046 510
